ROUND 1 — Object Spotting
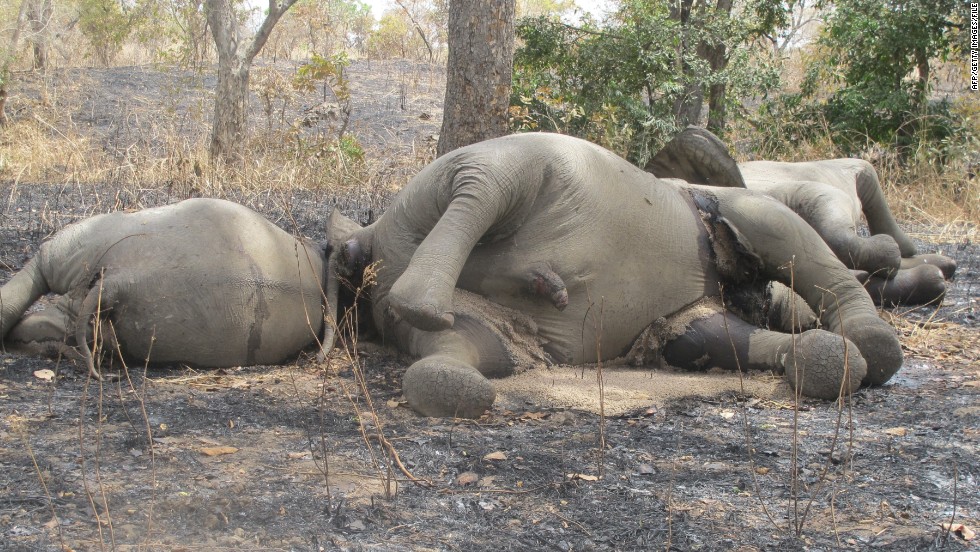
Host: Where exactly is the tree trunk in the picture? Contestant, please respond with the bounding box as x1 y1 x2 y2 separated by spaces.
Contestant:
704 0 733 134
671 0 734 132
437 0 516 157
210 61 250 161
913 47 930 109
670 0 704 128
706 81 726 134
0 0 31 126
28 0 52 70
206 0 298 162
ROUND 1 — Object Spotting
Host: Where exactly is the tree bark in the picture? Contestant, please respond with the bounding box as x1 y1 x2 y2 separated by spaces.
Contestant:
205 0 298 162
0 0 31 126
671 0 734 133
670 0 704 128
28 0 52 70
437 0 516 157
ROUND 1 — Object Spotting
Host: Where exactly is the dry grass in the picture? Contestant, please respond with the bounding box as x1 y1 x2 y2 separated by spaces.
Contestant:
734 120 979 228
0 62 442 202
0 114 381 196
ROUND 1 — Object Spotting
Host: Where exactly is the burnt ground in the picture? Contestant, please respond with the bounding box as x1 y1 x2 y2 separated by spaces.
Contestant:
1 63 979 551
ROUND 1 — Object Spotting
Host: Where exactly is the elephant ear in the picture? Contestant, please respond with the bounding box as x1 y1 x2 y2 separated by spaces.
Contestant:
646 126 746 188
319 208 365 360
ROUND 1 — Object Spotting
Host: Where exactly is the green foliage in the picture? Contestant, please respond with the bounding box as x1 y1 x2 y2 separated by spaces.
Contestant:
294 52 351 102
510 0 781 165
366 11 415 59
772 0 969 159
332 134 364 162
77 0 140 65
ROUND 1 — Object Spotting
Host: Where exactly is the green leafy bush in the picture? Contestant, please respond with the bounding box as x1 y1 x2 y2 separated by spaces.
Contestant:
510 0 780 166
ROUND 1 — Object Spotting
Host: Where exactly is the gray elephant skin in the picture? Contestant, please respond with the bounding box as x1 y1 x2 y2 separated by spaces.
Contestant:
336 133 903 417
649 127 956 307
0 198 353 375
738 159 954 305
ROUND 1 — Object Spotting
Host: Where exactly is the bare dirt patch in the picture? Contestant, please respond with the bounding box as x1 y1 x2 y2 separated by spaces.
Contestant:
2 63 979 551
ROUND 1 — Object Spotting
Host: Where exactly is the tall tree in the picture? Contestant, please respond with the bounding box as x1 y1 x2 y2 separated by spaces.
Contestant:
27 0 51 69
205 0 299 161
437 0 515 157
670 0 739 132
0 0 30 125
804 0 963 150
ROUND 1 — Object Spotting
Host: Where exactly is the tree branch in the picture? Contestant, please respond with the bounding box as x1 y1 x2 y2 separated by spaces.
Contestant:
394 0 434 62
245 0 300 63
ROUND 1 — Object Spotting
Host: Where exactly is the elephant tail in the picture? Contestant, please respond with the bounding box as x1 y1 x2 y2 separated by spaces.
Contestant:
1 257 50 342
317 252 341 361
853 161 918 257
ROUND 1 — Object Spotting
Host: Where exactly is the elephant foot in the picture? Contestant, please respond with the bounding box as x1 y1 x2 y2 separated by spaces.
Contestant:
900 254 957 280
387 278 455 332
778 329 866 399
528 267 568 310
841 315 903 386
862 263 946 307
847 234 901 278
402 355 496 418
657 306 866 400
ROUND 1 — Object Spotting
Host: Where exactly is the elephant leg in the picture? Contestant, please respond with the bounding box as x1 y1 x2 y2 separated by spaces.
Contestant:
790 183 902 277
860 264 947 307
900 254 957 280
661 309 866 399
395 289 547 417
2 296 82 361
401 333 495 418
712 189 903 386
853 162 918 258
1 258 50 341
72 278 118 379
386 195 503 331
386 163 546 332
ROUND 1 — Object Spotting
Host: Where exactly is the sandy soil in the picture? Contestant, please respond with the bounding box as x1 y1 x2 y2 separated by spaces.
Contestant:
1 63 979 551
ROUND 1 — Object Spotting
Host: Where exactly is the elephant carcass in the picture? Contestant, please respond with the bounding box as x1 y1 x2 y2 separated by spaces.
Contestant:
1 198 357 374
649 127 956 306
338 133 903 417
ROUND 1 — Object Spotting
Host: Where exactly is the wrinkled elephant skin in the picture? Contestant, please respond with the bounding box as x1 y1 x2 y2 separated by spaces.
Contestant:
343 134 903 417
647 127 955 307
0 198 345 375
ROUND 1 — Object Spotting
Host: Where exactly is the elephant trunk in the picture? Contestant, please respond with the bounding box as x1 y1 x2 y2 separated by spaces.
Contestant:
853 162 918 257
1 258 49 344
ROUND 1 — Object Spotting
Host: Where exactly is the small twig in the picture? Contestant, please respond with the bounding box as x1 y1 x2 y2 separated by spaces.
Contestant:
366 433 432 488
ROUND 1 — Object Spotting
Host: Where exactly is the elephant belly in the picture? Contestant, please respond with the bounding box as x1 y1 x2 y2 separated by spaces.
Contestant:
108 275 323 368
458 187 715 364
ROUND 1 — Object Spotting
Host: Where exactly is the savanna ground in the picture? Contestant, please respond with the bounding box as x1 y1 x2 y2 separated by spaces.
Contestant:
1 60 978 551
